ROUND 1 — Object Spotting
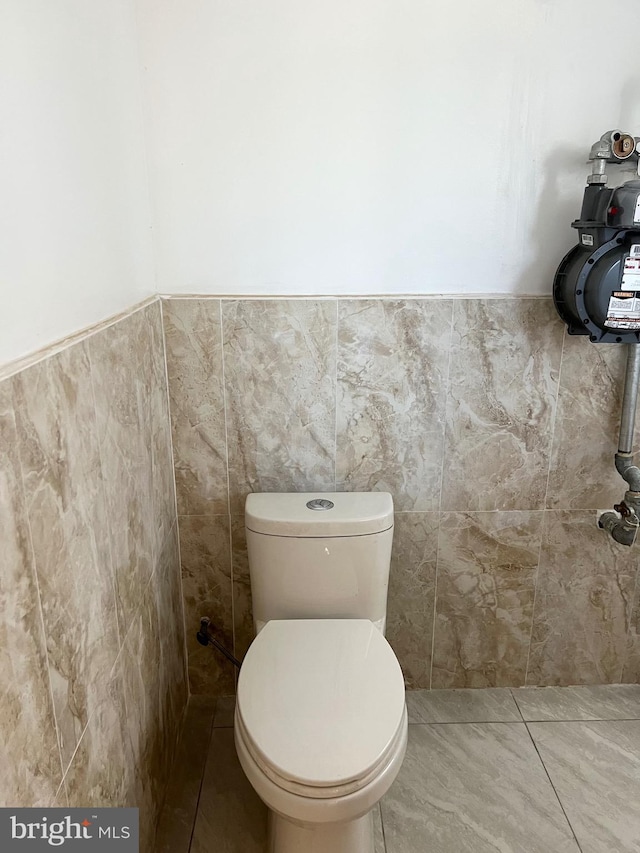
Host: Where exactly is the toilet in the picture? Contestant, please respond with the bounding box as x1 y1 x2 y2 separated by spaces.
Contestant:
234 492 408 853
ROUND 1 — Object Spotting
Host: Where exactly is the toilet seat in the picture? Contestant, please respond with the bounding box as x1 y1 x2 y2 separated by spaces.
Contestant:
236 619 406 797
236 703 407 799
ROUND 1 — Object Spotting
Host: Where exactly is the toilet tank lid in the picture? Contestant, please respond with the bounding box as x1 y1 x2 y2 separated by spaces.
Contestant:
245 492 393 537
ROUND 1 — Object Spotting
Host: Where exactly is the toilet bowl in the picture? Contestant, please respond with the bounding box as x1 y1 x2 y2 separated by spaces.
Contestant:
235 618 407 853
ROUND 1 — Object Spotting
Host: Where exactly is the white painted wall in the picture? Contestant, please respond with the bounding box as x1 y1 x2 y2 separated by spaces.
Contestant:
0 0 154 366
136 0 640 296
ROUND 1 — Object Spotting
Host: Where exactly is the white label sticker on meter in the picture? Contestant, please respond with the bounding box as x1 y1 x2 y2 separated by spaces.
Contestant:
631 244 640 258
605 291 640 329
622 255 640 288
581 234 594 247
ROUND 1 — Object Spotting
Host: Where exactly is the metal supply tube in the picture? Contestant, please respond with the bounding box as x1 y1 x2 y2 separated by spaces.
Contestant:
618 344 640 454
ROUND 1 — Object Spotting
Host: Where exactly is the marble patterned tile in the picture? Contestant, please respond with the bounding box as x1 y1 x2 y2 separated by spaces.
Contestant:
547 337 633 509
231 515 254 663
431 512 543 689
147 301 179 558
386 512 439 689
527 511 637 686
64 666 132 809
373 803 385 853
440 299 563 511
88 309 155 640
213 696 236 728
406 687 521 723
120 581 165 839
121 523 188 850
621 582 640 683
382 723 579 853
152 523 189 764
162 298 228 516
222 299 336 514
190 728 267 853
12 344 120 769
0 378 63 807
528 720 640 853
179 515 235 696
513 684 640 721
156 697 216 853
336 299 452 511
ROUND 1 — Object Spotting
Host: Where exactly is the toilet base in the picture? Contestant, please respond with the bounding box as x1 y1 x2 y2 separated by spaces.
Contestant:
268 808 374 853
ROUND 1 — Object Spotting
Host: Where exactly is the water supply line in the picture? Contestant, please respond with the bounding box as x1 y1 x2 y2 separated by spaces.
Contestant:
599 343 640 545
196 617 242 669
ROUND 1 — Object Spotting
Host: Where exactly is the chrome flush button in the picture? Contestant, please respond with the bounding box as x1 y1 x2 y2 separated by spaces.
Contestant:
306 498 334 511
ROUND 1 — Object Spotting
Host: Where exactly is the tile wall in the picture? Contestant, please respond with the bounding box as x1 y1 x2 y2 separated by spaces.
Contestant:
163 296 640 693
0 301 187 852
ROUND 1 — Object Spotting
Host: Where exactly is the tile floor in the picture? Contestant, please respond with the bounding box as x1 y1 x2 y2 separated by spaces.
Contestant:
156 685 640 853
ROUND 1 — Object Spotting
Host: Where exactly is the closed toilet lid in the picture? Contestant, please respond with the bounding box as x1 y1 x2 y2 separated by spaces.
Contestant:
236 619 406 789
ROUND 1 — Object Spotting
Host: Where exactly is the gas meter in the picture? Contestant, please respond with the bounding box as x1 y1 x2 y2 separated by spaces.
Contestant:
553 130 640 342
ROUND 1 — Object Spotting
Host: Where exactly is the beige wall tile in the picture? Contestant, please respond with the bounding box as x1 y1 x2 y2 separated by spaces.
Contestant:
621 581 640 684
148 301 179 555
179 515 235 695
441 300 563 511
337 299 452 511
546 338 631 509
120 580 168 843
387 512 439 689
64 666 132 808
89 309 155 639
231 515 254 663
2 304 183 840
13 344 120 768
527 511 637 686
432 511 543 689
163 299 228 516
152 523 188 750
223 300 336 514
0 378 63 807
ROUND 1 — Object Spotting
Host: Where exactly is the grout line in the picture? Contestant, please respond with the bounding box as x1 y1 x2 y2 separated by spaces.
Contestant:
187 702 219 853
334 298 338 492
523 514 545 687
159 299 191 697
85 335 122 654
409 719 532 726
379 802 388 853
10 381 69 793
381 508 601 515
159 293 554 302
523 721 585 852
524 328 567 685
541 328 566 512
428 520 441 692
54 775 69 807
512 689 585 852
219 300 237 687
429 299 455 690
620 562 640 684
436 299 455 517
408 716 640 726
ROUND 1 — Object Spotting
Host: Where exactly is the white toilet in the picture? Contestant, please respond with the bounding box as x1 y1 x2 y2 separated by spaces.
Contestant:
234 492 408 853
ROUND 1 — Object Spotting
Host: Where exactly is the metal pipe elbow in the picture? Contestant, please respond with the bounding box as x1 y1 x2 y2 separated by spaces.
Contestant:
598 510 639 547
615 453 640 493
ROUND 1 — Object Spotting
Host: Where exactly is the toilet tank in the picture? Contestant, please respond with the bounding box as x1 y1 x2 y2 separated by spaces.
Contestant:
245 492 394 635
